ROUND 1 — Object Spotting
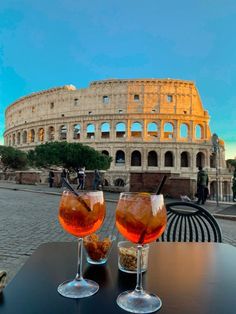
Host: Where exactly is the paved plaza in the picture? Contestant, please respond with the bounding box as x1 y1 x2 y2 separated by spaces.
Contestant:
0 182 235 286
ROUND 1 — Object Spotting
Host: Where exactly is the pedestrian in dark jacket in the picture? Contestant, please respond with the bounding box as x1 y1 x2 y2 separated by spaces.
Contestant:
93 169 101 190
232 170 236 202
77 167 85 190
48 170 54 188
60 169 67 187
197 166 209 205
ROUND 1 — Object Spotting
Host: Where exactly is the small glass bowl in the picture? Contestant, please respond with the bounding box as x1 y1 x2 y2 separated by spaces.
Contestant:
84 234 116 265
118 241 149 273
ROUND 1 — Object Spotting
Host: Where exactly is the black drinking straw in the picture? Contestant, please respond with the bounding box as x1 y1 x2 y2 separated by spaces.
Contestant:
62 177 91 212
155 175 167 195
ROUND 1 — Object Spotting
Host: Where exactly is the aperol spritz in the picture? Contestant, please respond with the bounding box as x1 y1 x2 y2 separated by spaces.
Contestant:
116 192 167 313
58 190 106 298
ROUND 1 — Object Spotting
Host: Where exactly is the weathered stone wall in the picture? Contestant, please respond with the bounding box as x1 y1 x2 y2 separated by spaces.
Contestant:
130 172 195 198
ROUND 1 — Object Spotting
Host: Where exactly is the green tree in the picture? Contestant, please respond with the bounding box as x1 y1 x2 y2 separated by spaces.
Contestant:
28 141 112 170
226 159 236 169
0 146 28 170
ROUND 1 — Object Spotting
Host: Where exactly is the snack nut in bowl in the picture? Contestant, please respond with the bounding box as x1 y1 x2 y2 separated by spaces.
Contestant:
118 241 149 273
84 234 116 265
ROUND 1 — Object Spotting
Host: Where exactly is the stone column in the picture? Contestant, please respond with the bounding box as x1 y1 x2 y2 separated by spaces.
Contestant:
219 177 223 200
79 121 85 141
110 120 115 140
127 120 131 139
160 148 165 169
189 121 194 142
175 147 180 171
96 121 100 141
173 120 178 142
143 119 147 141
54 125 60 141
81 121 87 142
110 145 115 170
191 148 197 173
126 146 131 171
67 123 73 141
205 149 210 169
142 146 148 171
176 120 180 141
160 120 164 140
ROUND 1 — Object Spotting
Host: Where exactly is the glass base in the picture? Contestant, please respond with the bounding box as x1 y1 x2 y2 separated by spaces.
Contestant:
86 256 107 265
116 290 162 313
57 278 99 299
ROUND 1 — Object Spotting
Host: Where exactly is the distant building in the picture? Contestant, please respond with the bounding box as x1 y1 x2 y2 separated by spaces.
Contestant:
4 78 231 198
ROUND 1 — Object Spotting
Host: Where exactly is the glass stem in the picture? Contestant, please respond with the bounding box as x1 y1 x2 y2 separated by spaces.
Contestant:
135 244 144 294
75 237 83 281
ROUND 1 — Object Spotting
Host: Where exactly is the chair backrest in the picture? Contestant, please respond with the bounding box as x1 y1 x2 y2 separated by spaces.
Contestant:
159 201 222 242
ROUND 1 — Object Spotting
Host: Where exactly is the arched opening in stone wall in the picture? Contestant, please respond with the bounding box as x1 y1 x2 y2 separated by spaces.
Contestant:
102 150 109 156
147 122 158 138
195 124 203 139
29 129 35 143
210 153 216 168
210 181 216 198
60 125 67 140
38 128 45 142
131 150 141 166
12 134 16 145
165 151 173 167
164 122 174 139
48 126 55 141
87 123 95 139
180 123 188 138
103 179 109 186
115 150 125 164
8 136 11 146
73 124 80 140
196 152 205 168
148 151 158 166
114 178 125 187
17 132 21 144
181 151 189 167
131 122 142 138
22 131 27 144
116 122 126 138
101 122 110 139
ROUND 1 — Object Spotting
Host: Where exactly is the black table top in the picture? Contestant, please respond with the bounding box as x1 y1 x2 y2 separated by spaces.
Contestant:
1 242 236 314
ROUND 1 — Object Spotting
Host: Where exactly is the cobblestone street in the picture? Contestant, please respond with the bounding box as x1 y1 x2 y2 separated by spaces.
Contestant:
0 186 235 285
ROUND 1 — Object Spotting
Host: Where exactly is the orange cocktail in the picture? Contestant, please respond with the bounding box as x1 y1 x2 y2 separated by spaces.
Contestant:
116 193 166 244
59 191 105 237
57 190 106 299
115 192 167 313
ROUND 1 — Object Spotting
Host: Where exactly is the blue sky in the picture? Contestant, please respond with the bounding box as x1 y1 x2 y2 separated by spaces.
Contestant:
0 0 236 158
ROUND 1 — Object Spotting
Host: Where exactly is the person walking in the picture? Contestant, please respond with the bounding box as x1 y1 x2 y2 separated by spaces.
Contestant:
60 168 67 187
196 166 209 205
232 170 236 202
48 170 54 188
93 169 101 190
76 167 85 190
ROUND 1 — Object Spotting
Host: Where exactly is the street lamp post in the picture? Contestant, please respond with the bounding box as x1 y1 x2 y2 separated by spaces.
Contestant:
212 133 219 207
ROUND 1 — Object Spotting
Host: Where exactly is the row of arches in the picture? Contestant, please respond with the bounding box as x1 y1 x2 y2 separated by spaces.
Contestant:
7 121 205 145
102 150 209 168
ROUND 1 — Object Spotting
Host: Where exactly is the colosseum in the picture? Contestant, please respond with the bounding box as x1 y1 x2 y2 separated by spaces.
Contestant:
4 78 231 198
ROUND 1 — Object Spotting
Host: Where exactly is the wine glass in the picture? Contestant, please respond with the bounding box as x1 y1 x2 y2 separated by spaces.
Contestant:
57 190 106 298
115 192 167 313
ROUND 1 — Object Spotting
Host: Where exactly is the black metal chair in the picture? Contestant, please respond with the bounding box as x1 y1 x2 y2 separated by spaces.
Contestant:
159 201 222 242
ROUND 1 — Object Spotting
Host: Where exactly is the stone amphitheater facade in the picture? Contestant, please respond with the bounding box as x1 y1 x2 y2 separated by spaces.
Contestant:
4 78 231 197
